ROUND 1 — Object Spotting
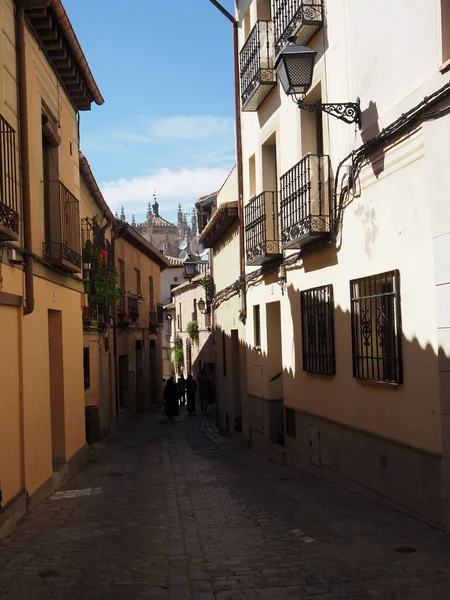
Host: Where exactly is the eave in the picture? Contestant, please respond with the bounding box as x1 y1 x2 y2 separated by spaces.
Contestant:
79 153 114 224
24 0 104 111
198 202 239 248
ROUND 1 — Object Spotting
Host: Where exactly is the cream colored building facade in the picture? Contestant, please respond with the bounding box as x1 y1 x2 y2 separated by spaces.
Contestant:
114 223 169 419
0 0 103 537
172 273 214 381
200 0 450 529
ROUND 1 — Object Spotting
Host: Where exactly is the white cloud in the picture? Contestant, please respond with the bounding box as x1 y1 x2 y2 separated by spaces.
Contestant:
101 166 230 219
150 115 234 141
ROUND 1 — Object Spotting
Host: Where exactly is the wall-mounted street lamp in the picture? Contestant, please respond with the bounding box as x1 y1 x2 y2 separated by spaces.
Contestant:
198 298 208 314
275 40 361 127
183 256 199 280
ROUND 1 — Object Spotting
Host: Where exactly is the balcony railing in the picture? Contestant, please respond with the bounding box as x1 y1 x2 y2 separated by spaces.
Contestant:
240 20 277 111
280 153 332 250
273 0 324 56
43 181 81 272
118 292 140 326
0 115 19 241
150 303 164 327
245 191 281 265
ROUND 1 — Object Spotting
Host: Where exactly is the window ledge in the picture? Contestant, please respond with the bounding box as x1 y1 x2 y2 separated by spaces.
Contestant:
439 58 450 74
357 378 399 389
305 372 334 379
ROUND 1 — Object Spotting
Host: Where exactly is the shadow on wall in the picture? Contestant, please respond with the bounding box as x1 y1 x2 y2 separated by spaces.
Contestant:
213 279 446 528
361 100 384 178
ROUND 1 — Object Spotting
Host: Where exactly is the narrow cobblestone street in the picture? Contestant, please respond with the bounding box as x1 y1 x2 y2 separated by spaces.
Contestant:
1 414 450 599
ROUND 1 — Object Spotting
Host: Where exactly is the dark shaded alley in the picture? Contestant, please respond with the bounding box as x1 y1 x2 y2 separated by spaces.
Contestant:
1 414 450 600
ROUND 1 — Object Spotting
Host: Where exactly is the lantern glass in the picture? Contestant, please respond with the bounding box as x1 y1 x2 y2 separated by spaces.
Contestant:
198 298 206 313
183 257 198 279
275 44 317 97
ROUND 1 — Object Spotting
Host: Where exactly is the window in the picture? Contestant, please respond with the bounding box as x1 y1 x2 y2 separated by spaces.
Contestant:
83 347 90 390
442 0 450 63
222 331 227 377
178 302 182 331
253 305 261 347
350 270 403 384
301 285 335 375
149 276 154 305
285 408 296 439
249 154 256 198
135 268 141 296
193 299 197 322
186 339 192 375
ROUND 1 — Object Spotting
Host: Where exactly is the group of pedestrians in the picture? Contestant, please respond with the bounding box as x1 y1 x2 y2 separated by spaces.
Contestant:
163 370 215 423
163 374 199 420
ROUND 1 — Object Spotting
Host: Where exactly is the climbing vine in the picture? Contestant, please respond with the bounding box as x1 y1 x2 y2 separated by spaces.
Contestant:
186 320 199 345
172 345 184 371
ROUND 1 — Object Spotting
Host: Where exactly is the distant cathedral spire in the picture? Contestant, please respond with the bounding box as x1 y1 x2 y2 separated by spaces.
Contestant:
177 204 183 229
191 210 197 237
115 211 119 218
131 215 136 228
120 206 126 221
147 202 153 220
152 189 159 218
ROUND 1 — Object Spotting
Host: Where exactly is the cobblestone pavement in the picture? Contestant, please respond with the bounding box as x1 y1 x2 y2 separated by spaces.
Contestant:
1 414 450 599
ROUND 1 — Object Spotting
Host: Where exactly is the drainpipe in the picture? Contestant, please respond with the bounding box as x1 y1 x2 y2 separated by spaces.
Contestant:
16 5 36 316
207 0 246 322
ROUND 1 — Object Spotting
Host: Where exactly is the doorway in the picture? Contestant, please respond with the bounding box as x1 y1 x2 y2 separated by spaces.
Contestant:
48 310 65 467
149 340 158 404
136 341 144 412
231 330 242 427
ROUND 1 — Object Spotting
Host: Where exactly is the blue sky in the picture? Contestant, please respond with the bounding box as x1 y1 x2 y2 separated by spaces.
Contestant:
64 0 236 225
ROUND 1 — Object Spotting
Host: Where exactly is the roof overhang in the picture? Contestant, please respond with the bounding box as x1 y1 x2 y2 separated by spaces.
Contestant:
23 0 104 110
198 202 239 248
79 153 114 224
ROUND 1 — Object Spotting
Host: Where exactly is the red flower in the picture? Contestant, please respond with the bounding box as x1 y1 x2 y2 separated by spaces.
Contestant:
100 249 108 258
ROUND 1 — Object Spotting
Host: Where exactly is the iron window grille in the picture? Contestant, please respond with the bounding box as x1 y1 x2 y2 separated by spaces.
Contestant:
245 191 280 265
42 181 81 272
239 20 277 111
350 270 403 384
301 284 335 375
272 0 324 56
0 115 19 240
280 153 331 250
126 293 139 323
254 305 261 347
150 303 164 326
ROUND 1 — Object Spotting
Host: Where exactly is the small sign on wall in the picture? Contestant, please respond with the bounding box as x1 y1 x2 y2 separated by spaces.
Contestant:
129 362 136 373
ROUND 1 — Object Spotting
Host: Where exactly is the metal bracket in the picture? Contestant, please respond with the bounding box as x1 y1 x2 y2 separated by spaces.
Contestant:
298 97 361 127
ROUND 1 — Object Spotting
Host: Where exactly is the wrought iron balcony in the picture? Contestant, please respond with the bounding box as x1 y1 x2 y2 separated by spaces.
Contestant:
118 292 139 326
273 0 324 56
43 182 81 272
0 115 19 241
240 21 277 111
280 153 332 250
245 191 281 266
150 303 164 327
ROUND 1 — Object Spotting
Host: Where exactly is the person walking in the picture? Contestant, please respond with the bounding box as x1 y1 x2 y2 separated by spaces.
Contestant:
164 377 178 420
185 374 197 416
198 369 210 415
177 377 185 407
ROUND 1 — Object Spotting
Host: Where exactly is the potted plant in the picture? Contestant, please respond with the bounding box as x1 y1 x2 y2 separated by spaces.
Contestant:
186 320 199 345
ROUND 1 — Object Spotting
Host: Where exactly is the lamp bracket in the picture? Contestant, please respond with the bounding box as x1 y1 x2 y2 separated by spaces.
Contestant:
298 97 361 127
